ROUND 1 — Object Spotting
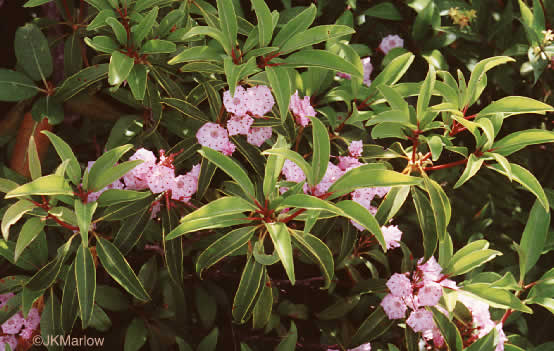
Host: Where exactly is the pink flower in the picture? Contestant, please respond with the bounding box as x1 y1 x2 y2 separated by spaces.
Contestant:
23 308 41 331
349 140 364 157
0 335 17 351
351 343 371 351
245 85 275 117
147 165 175 194
386 273 413 297
1 312 24 334
246 126 272 147
381 293 407 319
0 293 14 307
338 156 363 172
170 174 197 202
223 86 249 116
150 201 161 219
227 115 254 136
495 323 507 351
417 281 443 306
382 225 402 250
282 159 306 183
406 308 435 333
196 122 236 155
352 187 378 209
417 256 444 282
289 91 315 127
189 163 201 180
123 148 157 190
362 57 373 86
312 162 344 196
379 34 404 55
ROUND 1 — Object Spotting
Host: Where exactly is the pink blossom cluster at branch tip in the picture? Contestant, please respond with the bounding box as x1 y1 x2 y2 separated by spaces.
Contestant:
379 34 404 55
87 148 200 218
221 85 275 148
0 293 41 350
289 90 316 127
336 57 373 87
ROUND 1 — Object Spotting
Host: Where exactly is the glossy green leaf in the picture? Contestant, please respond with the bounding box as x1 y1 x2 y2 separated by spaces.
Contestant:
26 235 76 291
140 39 176 54
64 31 83 76
477 96 553 117
197 327 219 351
520 200 550 279
336 200 385 251
252 273 273 329
465 329 497 351
2 200 36 241
105 17 127 46
251 0 273 47
376 185 410 225
124 318 148 351
224 57 258 99
0 68 39 102
217 0 237 50
113 204 151 254
41 291 63 351
76 244 96 329
262 148 313 186
290 230 334 289
24 0 54 6
280 25 354 54
423 175 450 241
14 23 53 81
444 240 501 276
87 144 133 191
265 66 291 122
364 3 402 20
283 49 363 79
74 200 97 244
127 64 148 100
84 35 121 53
108 51 134 86
275 321 297 351
5 175 73 199
460 285 532 313
411 187 438 261
327 166 422 199
430 307 463 351
453 154 483 189
55 64 109 101
61 262 79 331
350 306 394 346
232 256 265 323
134 6 159 46
309 116 330 184
369 52 415 92
41 131 81 185
31 95 64 125
87 10 116 31
166 197 254 239
90 160 142 193
14 218 44 262
196 226 255 276
417 64 436 121
464 56 514 107
266 222 295 285
273 5 316 47
168 46 223 64
492 129 554 156
96 238 150 302
178 26 231 55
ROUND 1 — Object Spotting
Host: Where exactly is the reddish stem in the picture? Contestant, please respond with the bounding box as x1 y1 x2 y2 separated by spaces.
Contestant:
47 214 79 231
422 158 467 171
61 0 74 23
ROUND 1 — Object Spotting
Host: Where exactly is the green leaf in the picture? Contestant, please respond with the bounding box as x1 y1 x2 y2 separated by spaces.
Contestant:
283 49 363 79
316 295 360 320
76 244 96 329
453 154 483 189
124 318 148 351
336 200 385 251
167 46 224 64
127 64 148 100
196 226 255 276
290 230 334 289
41 131 81 185
492 129 554 156
15 23 53 81
162 97 210 122
133 6 159 46
477 96 553 117
198 327 219 351
174 26 231 55
105 17 127 46
0 68 39 101
31 96 64 125
0 178 19 194
95 238 150 302
55 64 109 101
232 256 265 323
252 273 273 329
199 147 256 198
224 57 257 99
262 148 313 186
369 52 415 93
444 240 501 276
430 307 463 351
465 329 497 351
113 204 152 254
251 0 273 47
26 235 76 291
460 284 532 313
64 31 83 76
61 262 79 331
364 3 402 20
217 0 238 50
140 39 176 54
15 218 45 262
41 291 63 351
275 321 297 351
309 116 330 184
411 187 438 261
376 186 410 225
90 160 142 193
265 66 291 122
5 175 73 199
279 25 354 54
2 200 36 241
95 285 130 311
464 56 515 107
417 65 436 121
87 144 133 191
488 163 549 210
520 200 550 279
266 222 295 285
166 196 254 239
263 135 288 198
74 200 97 244
350 306 394 346
108 51 134 86
427 135 443 162
24 0 54 6
423 175 450 241
272 5 316 47
327 166 422 199
87 10 117 31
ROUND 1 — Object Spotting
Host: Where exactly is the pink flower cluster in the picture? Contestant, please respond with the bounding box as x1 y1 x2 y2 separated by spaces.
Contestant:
87 148 200 217
378 34 404 55
337 57 374 86
328 342 371 351
197 85 275 152
289 90 316 127
0 293 41 350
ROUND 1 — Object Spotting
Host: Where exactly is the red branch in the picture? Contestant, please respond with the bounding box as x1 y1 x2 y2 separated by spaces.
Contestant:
422 158 467 171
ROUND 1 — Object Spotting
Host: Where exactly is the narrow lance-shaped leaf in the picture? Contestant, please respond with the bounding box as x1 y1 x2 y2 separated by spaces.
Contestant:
265 66 291 122
15 218 45 262
417 64 436 122
5 175 74 199
232 256 265 323
76 244 96 328
251 0 273 47
108 51 134 86
0 69 39 102
266 222 295 285
263 135 288 198
290 230 334 289
309 116 330 185
217 0 237 50
41 131 81 185
2 200 37 241
283 50 363 79
262 148 314 186
477 96 553 117
519 200 550 280
27 136 41 180
74 200 97 244
14 23 53 81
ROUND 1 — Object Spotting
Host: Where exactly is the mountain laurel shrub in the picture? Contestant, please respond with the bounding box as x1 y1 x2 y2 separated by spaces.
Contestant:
0 0 553 350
